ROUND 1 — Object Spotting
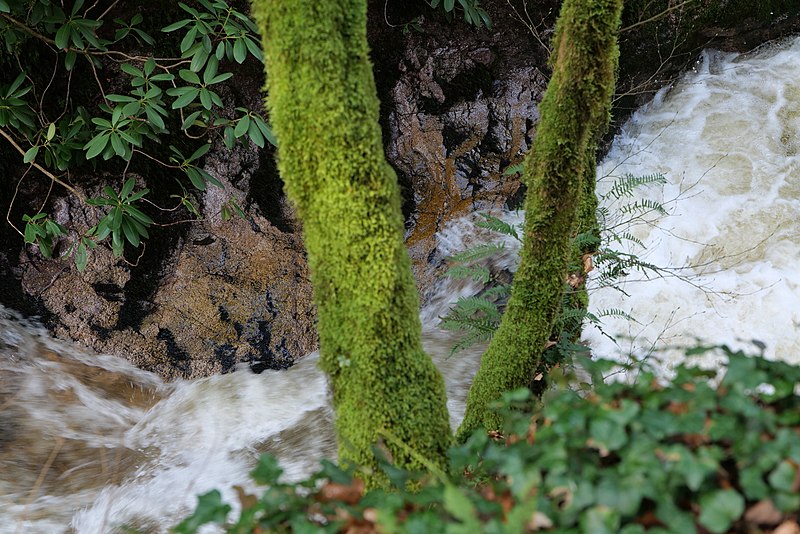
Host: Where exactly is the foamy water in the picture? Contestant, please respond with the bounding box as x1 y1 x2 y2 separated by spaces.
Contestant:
2 35 800 533
584 37 800 370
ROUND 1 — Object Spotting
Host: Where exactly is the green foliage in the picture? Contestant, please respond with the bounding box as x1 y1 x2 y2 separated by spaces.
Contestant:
429 0 492 29
176 347 800 533
441 171 667 364
1 0 272 269
22 212 66 258
85 178 153 259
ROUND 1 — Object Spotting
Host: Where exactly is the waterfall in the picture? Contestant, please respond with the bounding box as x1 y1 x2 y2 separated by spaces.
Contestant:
584 37 800 372
2 35 800 532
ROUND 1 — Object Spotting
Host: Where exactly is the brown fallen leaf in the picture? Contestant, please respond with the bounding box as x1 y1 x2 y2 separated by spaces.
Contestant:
317 478 365 505
773 520 800 534
234 485 258 510
582 253 594 274
744 499 783 526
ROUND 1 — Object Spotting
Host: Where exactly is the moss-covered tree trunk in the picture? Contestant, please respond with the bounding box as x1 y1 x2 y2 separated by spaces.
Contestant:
251 0 452 486
252 0 451 485
456 0 623 440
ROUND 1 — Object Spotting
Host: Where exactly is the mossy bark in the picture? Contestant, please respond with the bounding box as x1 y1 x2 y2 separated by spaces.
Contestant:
251 0 452 486
456 0 623 440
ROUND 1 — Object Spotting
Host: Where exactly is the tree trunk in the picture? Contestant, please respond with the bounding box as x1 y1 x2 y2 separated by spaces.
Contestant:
457 0 623 440
251 0 452 487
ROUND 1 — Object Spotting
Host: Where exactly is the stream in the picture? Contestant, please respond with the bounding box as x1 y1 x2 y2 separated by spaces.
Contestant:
1 35 800 533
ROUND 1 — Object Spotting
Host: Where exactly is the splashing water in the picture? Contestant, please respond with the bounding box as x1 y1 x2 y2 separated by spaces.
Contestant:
584 36 800 370
0 238 487 533
3 36 800 533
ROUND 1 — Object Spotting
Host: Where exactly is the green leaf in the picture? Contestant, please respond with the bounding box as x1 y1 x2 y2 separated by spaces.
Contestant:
444 0 455 11
443 485 479 528
250 454 283 485
84 133 110 159
233 38 246 63
162 18 192 32
698 490 745 534
189 142 211 161
190 46 210 72
0 1 10 14
179 69 201 85
125 205 154 226
247 119 264 147
120 178 135 198
121 217 140 247
74 242 88 272
234 115 250 138
24 221 38 244
171 88 200 109
253 116 277 146
185 167 206 190
768 461 798 492
181 110 204 130
580 506 621 534
199 88 212 110
173 490 231 534
23 145 39 163
55 24 70 49
120 62 143 78
243 36 263 62
180 25 198 54
110 133 126 156
203 55 219 84
64 50 77 70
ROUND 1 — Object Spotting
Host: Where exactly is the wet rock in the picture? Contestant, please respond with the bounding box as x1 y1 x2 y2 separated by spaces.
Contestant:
17 156 316 380
385 16 548 291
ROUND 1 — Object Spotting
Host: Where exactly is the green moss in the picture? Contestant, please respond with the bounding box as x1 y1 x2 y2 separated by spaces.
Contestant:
251 0 451 487
456 0 623 441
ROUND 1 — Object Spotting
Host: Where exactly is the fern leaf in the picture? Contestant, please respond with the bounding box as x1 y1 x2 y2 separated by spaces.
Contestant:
445 264 492 283
475 213 520 240
447 242 505 264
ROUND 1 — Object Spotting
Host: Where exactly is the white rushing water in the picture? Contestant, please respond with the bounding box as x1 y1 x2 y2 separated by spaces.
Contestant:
584 36 800 372
2 35 800 533
0 238 488 534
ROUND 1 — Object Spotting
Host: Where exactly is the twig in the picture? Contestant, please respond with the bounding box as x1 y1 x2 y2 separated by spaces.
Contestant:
620 0 697 33
0 128 85 201
16 437 65 534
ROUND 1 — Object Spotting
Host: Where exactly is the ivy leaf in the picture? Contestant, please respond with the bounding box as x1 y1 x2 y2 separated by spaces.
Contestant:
698 490 745 533
173 490 231 534
250 454 283 485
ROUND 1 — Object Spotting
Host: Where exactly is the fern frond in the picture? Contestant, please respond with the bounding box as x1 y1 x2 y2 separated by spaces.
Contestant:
572 230 601 251
619 198 667 216
445 264 492 283
475 213 520 241
447 242 505 264
482 284 511 299
597 308 636 322
601 172 667 201
444 296 502 321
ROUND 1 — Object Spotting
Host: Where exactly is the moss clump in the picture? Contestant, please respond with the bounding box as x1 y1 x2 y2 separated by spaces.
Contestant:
457 0 624 440
252 0 451 487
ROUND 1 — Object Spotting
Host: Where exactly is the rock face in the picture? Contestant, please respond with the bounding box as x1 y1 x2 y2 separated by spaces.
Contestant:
383 10 550 290
17 168 316 380
4 0 799 379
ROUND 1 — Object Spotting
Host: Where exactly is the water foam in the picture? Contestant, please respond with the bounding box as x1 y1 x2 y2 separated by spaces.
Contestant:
584 37 800 370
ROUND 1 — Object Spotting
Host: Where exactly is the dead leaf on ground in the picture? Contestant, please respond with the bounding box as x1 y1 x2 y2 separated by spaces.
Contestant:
773 520 800 534
745 499 783 526
317 478 365 505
